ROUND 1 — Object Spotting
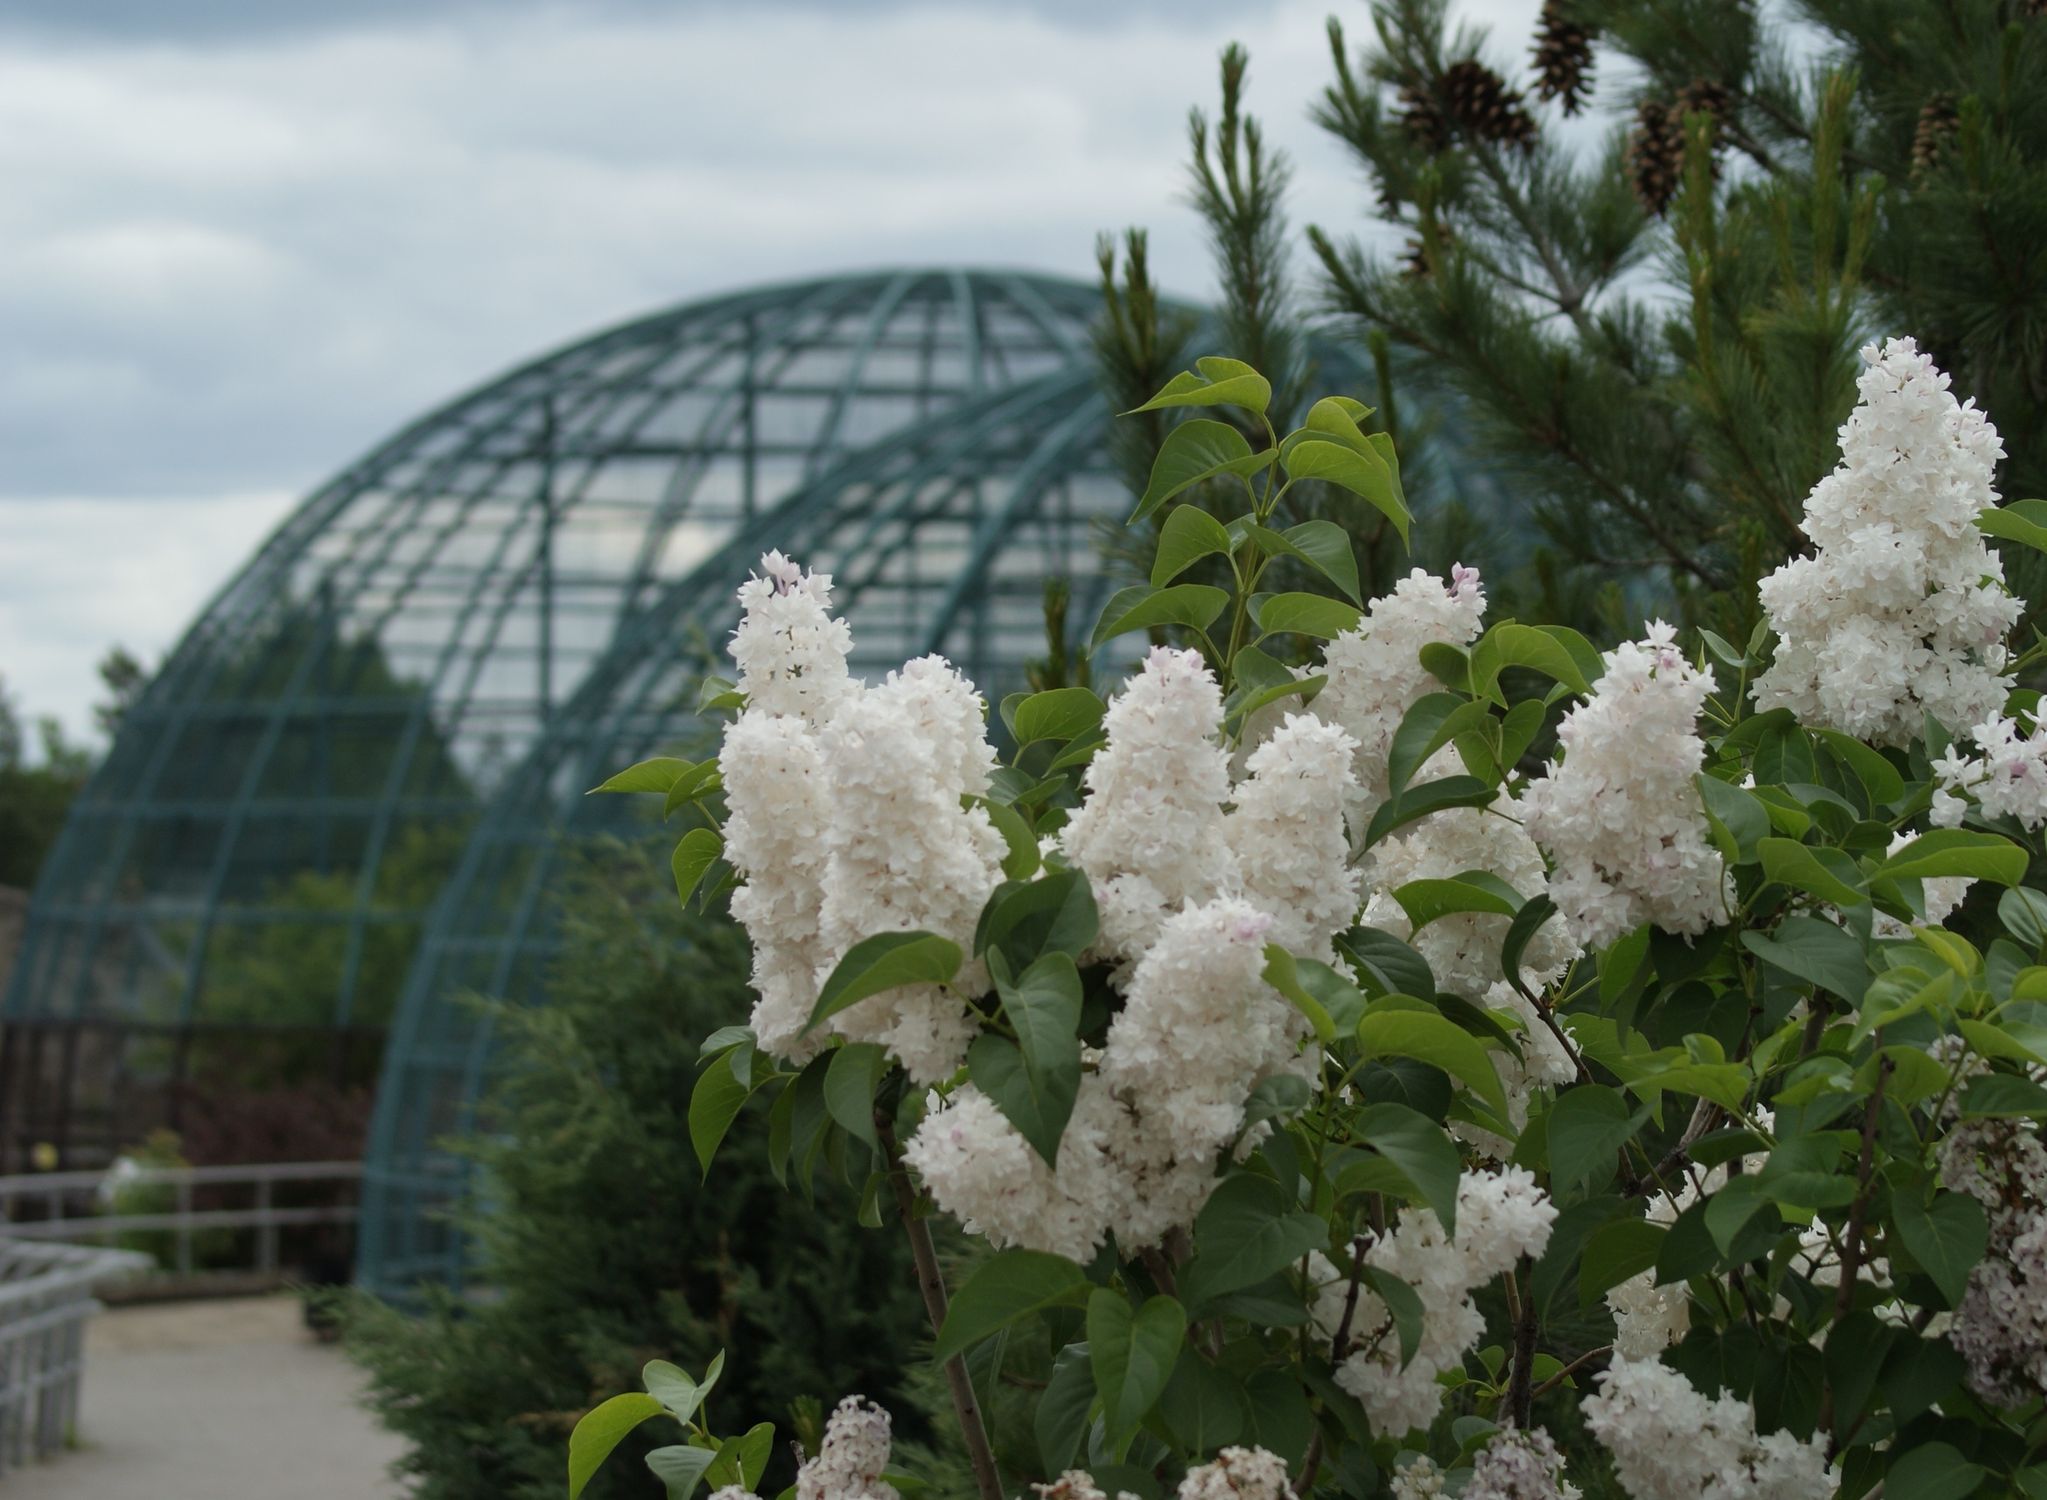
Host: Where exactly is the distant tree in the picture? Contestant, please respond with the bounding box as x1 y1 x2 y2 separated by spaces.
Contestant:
0 646 152 889
0 675 91 888
93 646 147 739
192 821 470 1035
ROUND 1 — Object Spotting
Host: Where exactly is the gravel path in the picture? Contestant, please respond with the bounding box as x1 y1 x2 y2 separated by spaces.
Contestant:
11 1293 408 1500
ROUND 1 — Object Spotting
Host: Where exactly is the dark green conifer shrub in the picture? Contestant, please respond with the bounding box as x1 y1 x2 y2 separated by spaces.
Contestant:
342 844 927 1500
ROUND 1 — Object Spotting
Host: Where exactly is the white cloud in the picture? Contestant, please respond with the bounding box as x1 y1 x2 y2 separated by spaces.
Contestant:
0 0 1546 743
0 492 296 745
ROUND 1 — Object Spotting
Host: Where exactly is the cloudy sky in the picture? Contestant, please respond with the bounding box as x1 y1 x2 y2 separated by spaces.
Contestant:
0 0 1545 745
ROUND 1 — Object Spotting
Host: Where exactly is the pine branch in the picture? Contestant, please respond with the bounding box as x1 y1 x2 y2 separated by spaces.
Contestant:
1309 225 1728 589
1188 43 1303 420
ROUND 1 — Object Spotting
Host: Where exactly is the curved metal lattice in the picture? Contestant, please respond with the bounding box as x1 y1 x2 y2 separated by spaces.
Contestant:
1 269 1102 1167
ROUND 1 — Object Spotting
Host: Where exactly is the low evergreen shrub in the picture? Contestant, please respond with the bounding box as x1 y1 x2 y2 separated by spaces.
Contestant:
343 845 928 1500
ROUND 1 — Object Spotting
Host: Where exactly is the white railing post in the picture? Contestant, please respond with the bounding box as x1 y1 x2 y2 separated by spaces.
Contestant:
255 1177 277 1275
173 1178 193 1276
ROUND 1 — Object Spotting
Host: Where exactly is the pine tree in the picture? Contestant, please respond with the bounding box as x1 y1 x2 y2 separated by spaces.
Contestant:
1096 46 1489 610
1299 0 2046 633
1584 0 2047 506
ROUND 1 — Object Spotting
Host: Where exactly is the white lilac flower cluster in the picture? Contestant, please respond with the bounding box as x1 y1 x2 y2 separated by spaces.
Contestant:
1033 1474 1138 1500
1176 1446 1295 1499
1940 1114 2047 1404
1060 646 1241 965
1391 1426 1580 1500
1521 624 1726 949
1753 337 2018 748
1388 1457 1452 1499
903 897 1312 1260
719 556 1005 1082
1060 646 1361 967
1582 1359 1831 1500
1034 1447 1292 1500
1311 564 1488 833
728 551 860 724
1226 713 1367 962
1307 1168 1558 1437
898 641 1362 1258
1604 1249 1692 1361
1096 898 1310 1241
815 659 1008 1080
1930 710 2047 831
794 1395 898 1500
720 712 836 1066
1468 1427 1581 1500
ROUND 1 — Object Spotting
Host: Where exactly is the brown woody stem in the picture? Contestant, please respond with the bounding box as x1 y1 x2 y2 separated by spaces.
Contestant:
1822 1052 1892 1452
1506 1266 1539 1429
1291 1426 1324 1497
1529 1343 1611 1403
878 1114 1003 1500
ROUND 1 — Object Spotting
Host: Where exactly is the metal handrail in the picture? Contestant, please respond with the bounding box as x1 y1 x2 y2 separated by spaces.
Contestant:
3 1207 356 1240
0 1161 361 1197
0 1238 149 1477
0 1162 362 1281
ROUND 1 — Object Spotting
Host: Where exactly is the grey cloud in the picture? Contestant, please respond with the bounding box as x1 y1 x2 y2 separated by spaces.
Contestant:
0 0 1396 501
0 0 1285 44
0 0 1542 739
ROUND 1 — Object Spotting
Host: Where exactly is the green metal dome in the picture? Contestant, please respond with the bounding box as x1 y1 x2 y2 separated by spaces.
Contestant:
1 268 1106 1169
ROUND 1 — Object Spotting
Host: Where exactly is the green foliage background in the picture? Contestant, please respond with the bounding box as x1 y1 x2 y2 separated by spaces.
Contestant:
343 844 930 1500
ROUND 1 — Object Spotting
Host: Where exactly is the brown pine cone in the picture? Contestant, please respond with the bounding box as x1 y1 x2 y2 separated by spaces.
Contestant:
1442 59 1539 151
1531 0 1596 116
1913 92 1959 179
1628 98 1685 215
1399 79 1451 155
1674 77 1730 128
